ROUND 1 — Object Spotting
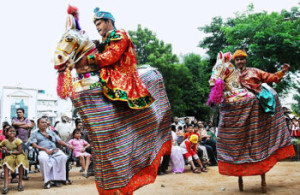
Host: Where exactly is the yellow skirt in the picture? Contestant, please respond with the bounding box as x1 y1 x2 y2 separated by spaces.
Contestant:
1 154 29 172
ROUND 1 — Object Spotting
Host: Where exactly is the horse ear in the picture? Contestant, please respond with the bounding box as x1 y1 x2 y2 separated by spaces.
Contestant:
66 14 77 31
217 52 223 61
223 52 232 63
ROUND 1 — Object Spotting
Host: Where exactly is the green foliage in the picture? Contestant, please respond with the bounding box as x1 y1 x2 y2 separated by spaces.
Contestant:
198 5 300 94
292 80 300 116
129 26 212 121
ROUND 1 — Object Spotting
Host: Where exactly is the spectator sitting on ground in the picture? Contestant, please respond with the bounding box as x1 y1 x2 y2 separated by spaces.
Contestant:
290 117 300 137
172 117 183 131
199 121 218 166
193 124 210 166
183 117 190 129
180 134 208 174
30 118 72 189
184 124 194 139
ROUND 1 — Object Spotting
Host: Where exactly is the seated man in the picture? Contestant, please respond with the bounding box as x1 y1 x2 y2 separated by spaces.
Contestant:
30 118 72 189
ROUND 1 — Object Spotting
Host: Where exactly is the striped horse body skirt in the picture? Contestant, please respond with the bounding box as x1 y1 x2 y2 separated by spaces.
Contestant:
72 66 172 194
217 95 295 176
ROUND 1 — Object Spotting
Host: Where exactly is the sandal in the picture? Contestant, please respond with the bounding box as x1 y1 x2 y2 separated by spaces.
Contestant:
201 167 208 172
1 187 9 194
82 173 89 178
18 185 24 191
192 168 201 174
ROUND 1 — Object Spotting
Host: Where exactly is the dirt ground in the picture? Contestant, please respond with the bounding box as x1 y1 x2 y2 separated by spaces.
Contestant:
0 161 299 195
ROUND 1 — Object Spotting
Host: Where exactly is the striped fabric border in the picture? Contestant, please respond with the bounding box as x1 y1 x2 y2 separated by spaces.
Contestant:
72 67 171 194
217 95 292 164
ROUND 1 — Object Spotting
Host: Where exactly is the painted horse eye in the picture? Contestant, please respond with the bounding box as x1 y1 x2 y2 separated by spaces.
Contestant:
65 35 73 42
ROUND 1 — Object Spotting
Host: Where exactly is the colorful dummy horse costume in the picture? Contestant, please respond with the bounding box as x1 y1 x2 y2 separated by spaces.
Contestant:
208 52 295 193
53 14 171 194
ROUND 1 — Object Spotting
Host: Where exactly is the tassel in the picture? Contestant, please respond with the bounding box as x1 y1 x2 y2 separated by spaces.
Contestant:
57 68 74 99
207 79 225 106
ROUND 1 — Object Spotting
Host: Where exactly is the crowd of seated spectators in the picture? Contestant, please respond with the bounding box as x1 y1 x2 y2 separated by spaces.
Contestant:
0 108 93 194
158 116 218 176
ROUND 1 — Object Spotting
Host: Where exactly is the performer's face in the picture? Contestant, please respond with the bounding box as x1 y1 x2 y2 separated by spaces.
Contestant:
235 57 247 71
95 19 112 37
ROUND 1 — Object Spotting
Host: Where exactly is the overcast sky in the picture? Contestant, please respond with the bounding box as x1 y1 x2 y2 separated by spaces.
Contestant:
0 0 298 96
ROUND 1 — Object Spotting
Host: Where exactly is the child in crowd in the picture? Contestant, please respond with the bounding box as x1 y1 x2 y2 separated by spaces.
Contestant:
184 124 194 139
290 117 300 137
180 134 208 174
68 129 91 178
0 126 29 194
193 125 210 166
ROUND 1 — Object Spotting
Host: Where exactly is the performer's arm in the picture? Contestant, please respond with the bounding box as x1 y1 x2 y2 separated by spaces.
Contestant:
258 64 289 83
89 35 128 67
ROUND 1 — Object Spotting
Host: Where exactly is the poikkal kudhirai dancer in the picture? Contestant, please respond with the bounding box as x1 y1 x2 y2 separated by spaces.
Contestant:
208 50 295 193
53 5 172 194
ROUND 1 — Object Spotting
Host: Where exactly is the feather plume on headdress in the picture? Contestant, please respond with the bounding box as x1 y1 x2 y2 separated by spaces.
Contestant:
67 5 81 30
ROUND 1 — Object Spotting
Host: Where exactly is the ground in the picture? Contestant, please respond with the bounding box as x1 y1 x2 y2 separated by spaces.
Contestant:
0 162 299 195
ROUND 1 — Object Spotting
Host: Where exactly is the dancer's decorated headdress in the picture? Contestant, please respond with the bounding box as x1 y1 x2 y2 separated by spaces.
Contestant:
93 7 115 23
232 49 247 60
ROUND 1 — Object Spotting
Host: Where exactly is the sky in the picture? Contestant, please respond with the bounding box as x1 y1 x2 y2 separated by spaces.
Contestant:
0 0 298 96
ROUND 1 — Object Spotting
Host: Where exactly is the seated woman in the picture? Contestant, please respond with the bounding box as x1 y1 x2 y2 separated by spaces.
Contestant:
0 126 29 194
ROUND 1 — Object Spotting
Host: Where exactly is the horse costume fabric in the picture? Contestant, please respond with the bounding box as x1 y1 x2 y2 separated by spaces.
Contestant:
53 13 171 194
208 52 295 176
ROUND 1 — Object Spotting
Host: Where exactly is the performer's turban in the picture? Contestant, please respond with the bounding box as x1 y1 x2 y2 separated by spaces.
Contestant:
232 49 248 60
190 134 198 144
93 7 115 23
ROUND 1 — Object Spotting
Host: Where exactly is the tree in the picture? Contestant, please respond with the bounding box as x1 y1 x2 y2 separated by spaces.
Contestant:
181 53 212 120
198 5 300 94
292 80 300 116
129 26 212 120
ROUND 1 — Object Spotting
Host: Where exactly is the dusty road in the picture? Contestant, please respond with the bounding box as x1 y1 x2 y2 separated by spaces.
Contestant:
0 161 299 195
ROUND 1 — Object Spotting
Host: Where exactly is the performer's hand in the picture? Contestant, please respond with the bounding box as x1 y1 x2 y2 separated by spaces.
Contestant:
282 63 290 73
81 148 85 153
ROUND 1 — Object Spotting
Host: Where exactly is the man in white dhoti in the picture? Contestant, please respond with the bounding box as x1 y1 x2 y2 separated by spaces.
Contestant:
30 118 73 189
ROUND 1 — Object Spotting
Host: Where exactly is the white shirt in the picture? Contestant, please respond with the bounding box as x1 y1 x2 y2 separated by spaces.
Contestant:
55 122 73 141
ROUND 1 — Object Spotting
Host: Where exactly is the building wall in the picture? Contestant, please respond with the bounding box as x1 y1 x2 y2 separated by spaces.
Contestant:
0 86 59 125
1 86 38 124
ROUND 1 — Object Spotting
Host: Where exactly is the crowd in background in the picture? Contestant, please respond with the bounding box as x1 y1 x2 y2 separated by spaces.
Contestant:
0 108 92 194
0 107 299 193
